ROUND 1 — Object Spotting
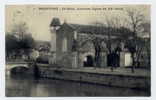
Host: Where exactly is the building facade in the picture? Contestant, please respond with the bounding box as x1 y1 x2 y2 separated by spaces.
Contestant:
49 18 133 68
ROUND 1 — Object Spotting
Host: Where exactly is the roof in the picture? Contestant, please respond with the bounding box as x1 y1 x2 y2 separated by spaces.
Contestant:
50 17 61 27
61 23 133 37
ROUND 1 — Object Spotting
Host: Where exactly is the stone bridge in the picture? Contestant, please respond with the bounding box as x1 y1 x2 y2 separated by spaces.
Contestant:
6 62 30 75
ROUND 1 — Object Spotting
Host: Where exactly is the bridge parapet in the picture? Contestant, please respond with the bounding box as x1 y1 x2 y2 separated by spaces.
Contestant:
6 63 29 71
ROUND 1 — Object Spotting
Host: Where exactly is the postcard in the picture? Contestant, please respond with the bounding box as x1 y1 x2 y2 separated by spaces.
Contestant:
5 5 150 97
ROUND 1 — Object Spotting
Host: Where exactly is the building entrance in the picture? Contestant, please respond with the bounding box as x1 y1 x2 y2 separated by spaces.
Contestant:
83 55 94 67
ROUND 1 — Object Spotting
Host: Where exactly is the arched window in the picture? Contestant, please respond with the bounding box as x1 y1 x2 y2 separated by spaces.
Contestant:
62 37 67 52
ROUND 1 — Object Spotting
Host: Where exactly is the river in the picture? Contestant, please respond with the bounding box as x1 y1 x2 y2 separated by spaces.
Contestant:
5 73 150 97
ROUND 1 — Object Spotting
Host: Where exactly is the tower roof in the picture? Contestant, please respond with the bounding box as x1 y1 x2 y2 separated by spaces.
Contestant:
50 17 61 27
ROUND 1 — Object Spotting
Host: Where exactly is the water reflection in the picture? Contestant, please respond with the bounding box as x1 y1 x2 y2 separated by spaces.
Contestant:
6 74 150 97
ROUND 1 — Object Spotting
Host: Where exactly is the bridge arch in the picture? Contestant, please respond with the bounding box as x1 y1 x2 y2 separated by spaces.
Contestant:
10 66 29 74
6 63 29 75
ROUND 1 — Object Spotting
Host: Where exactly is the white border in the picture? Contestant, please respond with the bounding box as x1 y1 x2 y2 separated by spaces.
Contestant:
1 0 156 100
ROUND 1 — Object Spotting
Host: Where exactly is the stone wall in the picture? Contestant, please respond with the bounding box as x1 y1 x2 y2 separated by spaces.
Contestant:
38 67 150 89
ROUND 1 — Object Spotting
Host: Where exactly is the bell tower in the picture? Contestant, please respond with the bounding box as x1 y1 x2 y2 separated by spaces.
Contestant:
49 17 61 64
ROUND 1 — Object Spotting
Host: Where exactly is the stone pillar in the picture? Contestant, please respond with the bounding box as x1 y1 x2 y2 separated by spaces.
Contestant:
100 52 107 68
71 52 78 68
120 52 125 67
78 52 84 68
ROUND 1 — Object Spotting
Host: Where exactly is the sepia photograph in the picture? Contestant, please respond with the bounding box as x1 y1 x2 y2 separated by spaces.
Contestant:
5 5 151 97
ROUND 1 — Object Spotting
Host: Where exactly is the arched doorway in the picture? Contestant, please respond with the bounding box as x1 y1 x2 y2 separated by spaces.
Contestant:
79 39 95 67
83 55 94 67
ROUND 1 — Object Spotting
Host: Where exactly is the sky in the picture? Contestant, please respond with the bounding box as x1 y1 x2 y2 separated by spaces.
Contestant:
5 5 150 41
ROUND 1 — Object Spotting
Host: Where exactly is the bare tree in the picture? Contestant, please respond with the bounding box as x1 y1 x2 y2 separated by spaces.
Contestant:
103 16 124 70
12 22 29 40
125 8 148 72
78 16 124 68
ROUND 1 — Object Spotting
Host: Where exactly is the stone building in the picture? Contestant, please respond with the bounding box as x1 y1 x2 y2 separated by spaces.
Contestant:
49 18 133 68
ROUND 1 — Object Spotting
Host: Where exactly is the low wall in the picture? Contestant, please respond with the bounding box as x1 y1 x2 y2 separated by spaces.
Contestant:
37 67 150 90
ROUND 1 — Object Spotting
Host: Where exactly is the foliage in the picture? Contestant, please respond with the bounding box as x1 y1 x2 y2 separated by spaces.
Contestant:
18 34 35 50
5 34 19 54
36 56 49 64
6 22 35 58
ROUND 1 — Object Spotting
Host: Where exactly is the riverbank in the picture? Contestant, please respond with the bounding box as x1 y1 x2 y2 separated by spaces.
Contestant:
37 64 150 90
6 74 150 97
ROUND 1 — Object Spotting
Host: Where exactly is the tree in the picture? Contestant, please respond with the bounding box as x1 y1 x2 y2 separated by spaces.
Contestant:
18 33 35 56
6 22 35 59
125 9 148 72
5 33 18 58
91 16 133 68
12 22 29 40
140 22 150 68
78 17 124 68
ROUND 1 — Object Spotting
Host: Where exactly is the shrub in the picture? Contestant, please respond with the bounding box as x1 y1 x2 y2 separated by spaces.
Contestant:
36 56 49 64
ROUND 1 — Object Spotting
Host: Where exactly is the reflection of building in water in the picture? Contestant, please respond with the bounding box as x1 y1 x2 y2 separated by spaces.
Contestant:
6 76 149 96
48 17 148 68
